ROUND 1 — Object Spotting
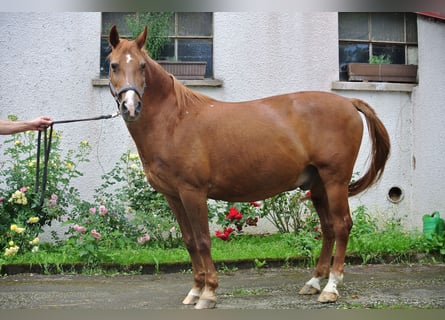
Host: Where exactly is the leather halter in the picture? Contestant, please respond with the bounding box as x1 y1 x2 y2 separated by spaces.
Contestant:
109 81 144 109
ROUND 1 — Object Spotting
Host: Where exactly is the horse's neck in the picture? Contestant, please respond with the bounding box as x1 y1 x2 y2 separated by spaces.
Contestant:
126 59 179 156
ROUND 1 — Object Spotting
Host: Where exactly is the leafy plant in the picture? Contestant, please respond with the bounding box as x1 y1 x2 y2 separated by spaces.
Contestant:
0 116 91 256
369 54 392 64
212 201 262 241
260 190 319 235
125 12 173 60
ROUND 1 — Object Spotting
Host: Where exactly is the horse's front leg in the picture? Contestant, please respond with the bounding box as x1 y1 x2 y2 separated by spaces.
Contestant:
165 192 218 309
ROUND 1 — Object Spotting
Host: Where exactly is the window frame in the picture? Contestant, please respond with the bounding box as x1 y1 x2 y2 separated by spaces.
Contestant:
99 12 214 79
338 12 418 82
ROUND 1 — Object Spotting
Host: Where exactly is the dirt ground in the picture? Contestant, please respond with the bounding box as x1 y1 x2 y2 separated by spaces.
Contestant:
0 263 444 310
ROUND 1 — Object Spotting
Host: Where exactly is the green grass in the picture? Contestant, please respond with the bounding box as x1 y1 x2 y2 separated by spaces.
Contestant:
1 231 443 273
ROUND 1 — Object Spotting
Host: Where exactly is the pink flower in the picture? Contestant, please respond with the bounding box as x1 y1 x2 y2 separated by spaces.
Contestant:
250 201 261 207
49 194 58 205
91 229 102 240
20 186 27 193
89 207 96 214
99 205 108 216
137 234 150 244
73 224 87 233
170 226 176 233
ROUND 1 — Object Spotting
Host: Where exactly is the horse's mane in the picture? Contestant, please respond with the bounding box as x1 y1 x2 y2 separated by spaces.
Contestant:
171 76 214 110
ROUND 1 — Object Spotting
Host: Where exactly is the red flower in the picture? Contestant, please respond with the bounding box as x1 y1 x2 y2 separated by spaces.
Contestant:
250 201 261 207
226 206 243 221
305 190 312 198
246 217 259 226
215 227 235 241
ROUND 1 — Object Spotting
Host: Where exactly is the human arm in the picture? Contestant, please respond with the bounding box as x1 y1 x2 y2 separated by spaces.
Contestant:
0 116 53 135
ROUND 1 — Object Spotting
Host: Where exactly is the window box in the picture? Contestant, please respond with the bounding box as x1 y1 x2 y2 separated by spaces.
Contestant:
347 63 418 83
157 61 208 80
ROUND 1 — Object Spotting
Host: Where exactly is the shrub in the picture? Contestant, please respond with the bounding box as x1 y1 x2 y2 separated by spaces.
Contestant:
0 117 91 256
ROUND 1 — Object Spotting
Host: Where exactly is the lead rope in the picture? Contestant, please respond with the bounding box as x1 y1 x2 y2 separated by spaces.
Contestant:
34 112 120 207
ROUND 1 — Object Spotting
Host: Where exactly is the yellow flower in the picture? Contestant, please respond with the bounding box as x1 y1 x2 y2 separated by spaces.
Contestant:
14 140 21 146
4 246 19 257
65 162 73 170
8 241 14 247
28 217 40 224
30 237 39 245
15 227 26 234
10 224 17 231
28 160 36 167
80 140 89 146
129 153 139 160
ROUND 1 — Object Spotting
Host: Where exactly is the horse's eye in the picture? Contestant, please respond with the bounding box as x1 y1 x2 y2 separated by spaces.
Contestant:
111 63 118 72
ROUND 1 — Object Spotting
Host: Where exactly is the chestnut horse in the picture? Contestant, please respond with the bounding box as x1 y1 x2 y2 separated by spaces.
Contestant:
108 26 390 309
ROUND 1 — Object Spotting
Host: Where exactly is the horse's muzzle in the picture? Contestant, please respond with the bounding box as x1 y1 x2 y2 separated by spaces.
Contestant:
120 94 142 122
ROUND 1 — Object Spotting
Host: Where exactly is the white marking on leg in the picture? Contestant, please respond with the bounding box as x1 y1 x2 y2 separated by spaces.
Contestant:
305 276 321 291
187 288 202 297
126 54 133 63
322 272 343 295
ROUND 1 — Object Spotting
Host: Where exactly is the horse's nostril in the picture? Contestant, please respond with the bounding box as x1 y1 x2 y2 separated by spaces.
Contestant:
121 101 129 114
136 102 142 114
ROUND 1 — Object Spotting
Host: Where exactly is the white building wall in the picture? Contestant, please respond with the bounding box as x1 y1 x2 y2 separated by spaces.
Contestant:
0 12 443 231
411 16 445 223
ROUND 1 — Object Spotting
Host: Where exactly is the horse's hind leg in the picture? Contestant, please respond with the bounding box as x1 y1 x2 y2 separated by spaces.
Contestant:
299 177 352 303
319 181 352 303
299 178 334 296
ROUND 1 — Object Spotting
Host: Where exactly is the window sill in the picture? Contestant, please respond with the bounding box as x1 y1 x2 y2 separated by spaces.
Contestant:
92 78 223 87
331 81 416 92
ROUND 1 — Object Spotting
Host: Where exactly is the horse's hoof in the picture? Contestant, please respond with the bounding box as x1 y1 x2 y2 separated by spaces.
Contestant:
299 284 320 295
182 294 200 305
317 291 338 303
194 298 217 309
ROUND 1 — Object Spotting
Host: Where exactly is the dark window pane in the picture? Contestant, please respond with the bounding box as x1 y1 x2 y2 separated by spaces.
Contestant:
178 39 213 78
158 39 175 60
100 38 112 77
177 12 212 36
371 13 404 42
102 12 132 36
339 43 369 64
339 12 369 40
372 45 405 64
406 13 418 43
339 43 369 80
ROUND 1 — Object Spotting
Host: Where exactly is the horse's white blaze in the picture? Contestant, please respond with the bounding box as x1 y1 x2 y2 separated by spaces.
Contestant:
126 54 133 63
123 90 137 116
306 276 321 291
322 272 343 295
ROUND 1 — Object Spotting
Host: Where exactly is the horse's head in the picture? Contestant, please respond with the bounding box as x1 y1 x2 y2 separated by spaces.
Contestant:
108 25 148 122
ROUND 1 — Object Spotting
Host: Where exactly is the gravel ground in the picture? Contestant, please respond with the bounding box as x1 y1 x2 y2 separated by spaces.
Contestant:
0 263 444 309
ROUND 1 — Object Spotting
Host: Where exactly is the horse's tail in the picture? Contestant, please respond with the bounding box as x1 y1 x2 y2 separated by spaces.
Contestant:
348 98 391 197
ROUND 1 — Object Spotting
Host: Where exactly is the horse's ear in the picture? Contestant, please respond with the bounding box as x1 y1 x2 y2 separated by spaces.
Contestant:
109 25 120 49
135 26 148 50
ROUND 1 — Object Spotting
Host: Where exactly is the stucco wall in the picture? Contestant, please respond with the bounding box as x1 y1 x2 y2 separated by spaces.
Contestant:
411 16 445 223
0 12 443 231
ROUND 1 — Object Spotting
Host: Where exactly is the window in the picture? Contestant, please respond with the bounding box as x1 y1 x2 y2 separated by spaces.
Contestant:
338 12 418 81
100 12 213 78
